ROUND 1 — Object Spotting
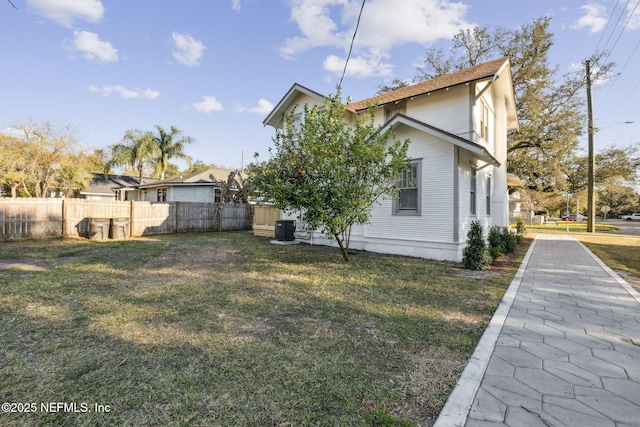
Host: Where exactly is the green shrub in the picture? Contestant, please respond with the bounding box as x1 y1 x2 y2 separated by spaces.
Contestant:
516 216 526 238
487 225 518 260
488 225 505 258
463 220 492 270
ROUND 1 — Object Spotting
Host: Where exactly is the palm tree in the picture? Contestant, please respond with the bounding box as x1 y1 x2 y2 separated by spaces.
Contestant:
105 130 158 184
151 125 193 180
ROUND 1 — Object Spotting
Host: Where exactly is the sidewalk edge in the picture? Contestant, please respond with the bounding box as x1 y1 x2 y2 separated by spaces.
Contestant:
432 235 539 427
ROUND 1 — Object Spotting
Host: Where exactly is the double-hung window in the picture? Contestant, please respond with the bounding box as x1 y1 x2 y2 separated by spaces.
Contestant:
157 188 167 202
486 177 491 215
470 168 477 215
394 160 421 215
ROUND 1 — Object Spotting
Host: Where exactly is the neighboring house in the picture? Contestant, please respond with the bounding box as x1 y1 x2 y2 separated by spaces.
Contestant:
77 174 145 200
263 57 518 262
133 168 234 202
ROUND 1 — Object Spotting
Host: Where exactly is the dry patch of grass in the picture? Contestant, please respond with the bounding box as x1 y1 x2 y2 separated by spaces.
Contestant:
0 232 526 426
573 233 640 292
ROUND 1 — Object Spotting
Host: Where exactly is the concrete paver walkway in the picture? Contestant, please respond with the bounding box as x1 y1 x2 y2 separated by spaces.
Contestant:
434 234 640 427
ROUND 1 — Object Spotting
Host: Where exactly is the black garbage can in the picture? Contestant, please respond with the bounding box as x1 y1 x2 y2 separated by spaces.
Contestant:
110 217 130 240
275 220 296 241
89 217 110 241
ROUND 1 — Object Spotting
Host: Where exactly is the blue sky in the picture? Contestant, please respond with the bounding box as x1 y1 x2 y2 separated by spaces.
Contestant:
1 0 638 170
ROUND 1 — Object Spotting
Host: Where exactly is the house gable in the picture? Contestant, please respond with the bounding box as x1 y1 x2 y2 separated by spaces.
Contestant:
263 83 326 129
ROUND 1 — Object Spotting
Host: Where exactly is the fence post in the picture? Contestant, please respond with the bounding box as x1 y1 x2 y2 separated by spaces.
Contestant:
130 200 135 237
174 202 179 233
62 198 68 237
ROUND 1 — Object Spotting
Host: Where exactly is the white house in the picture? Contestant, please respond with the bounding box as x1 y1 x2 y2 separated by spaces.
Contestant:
134 168 233 202
263 57 518 262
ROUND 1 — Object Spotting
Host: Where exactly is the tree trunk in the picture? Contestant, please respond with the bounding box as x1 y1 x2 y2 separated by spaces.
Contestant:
334 233 350 261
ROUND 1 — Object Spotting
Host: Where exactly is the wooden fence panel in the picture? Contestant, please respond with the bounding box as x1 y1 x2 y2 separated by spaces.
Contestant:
220 204 253 231
0 199 62 241
177 202 217 233
132 202 175 236
0 199 253 240
253 205 281 238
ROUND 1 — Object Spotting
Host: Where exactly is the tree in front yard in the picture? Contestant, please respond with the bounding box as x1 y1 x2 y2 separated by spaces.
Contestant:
247 91 410 261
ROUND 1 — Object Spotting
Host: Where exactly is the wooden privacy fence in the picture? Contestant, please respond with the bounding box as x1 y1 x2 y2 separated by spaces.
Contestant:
0 198 253 241
252 205 281 238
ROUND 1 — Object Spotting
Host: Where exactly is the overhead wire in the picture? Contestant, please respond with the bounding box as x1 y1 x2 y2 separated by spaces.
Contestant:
593 0 640 109
594 0 622 53
338 0 366 91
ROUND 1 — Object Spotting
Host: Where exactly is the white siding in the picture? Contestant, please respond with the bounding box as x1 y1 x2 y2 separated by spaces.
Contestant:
288 93 325 116
171 186 215 202
457 150 494 242
367 127 455 243
406 86 471 137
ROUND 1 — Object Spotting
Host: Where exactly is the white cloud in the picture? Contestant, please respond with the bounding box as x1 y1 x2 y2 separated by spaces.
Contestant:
572 4 608 33
626 2 640 30
27 0 105 27
235 99 274 115
89 85 159 100
323 53 393 78
279 0 471 77
171 32 206 67
231 0 245 11
193 96 224 113
69 30 118 64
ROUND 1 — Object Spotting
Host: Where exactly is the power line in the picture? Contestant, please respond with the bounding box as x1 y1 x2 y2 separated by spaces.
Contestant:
338 0 366 91
600 0 640 65
595 0 640 105
594 0 622 52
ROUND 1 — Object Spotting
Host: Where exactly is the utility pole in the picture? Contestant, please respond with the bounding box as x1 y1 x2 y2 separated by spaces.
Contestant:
586 60 595 233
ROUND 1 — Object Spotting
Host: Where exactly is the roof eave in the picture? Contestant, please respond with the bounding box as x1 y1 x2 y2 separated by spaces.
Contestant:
382 114 501 167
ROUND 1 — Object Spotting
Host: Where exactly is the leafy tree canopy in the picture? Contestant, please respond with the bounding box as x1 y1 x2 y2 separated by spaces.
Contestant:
247 91 410 261
0 120 91 198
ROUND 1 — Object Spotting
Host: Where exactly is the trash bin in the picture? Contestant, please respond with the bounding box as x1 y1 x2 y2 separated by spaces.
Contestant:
88 217 110 241
110 217 130 240
275 220 296 241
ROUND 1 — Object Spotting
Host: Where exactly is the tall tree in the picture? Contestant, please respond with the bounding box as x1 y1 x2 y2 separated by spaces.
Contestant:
565 145 640 195
598 184 640 215
247 92 409 261
150 125 193 180
0 121 84 197
105 130 158 184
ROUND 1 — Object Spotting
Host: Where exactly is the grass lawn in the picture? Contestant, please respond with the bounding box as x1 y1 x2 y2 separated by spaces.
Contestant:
573 233 640 292
0 232 527 426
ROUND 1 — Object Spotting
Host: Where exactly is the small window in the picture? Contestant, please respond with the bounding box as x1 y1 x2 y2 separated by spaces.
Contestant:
486 177 491 215
157 188 167 202
214 188 221 203
480 102 490 141
291 113 302 132
470 168 477 215
385 103 406 122
394 160 421 215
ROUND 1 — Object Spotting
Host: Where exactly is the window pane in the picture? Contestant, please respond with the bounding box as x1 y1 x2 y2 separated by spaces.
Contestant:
399 189 418 209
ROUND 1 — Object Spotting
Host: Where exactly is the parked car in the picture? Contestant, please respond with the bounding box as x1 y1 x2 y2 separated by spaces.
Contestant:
561 213 587 222
622 213 640 221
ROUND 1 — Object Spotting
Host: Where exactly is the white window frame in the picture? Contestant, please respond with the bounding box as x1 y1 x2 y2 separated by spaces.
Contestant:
393 159 421 216
470 167 477 215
